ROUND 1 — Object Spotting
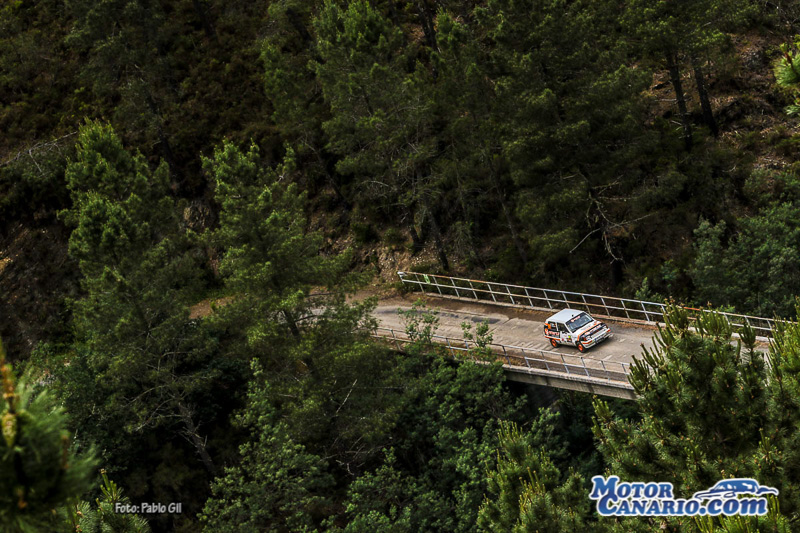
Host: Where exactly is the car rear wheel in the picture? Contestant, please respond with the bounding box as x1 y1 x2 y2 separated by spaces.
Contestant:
576 342 586 353
550 338 558 348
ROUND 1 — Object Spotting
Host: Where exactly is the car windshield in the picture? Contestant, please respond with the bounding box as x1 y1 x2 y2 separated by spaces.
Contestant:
565 313 593 332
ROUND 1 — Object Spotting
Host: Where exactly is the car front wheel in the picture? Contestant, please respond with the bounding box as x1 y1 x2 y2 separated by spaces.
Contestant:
577 342 586 353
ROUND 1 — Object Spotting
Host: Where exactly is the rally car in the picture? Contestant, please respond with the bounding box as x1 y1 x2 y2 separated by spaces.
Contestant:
543 309 612 352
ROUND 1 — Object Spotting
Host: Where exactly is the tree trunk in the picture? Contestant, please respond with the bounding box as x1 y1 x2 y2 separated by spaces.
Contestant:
426 209 450 272
191 0 216 41
283 309 300 338
665 51 693 151
320 151 352 210
416 0 439 78
691 56 719 138
455 178 483 267
491 172 528 270
610 258 623 290
178 403 217 476
143 89 180 178
409 224 423 253
286 7 313 45
416 0 438 51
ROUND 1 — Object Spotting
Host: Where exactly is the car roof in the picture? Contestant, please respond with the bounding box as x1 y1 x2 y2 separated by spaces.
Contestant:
714 479 755 488
546 309 587 323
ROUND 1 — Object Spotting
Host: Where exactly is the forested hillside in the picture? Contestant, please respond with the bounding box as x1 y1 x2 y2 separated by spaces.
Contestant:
3 0 800 532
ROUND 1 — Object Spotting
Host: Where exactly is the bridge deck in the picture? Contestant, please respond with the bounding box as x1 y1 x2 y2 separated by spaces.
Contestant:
374 293 655 368
369 292 660 398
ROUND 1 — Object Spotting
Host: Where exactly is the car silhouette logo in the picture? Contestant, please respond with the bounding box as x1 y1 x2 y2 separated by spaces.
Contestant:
692 479 779 500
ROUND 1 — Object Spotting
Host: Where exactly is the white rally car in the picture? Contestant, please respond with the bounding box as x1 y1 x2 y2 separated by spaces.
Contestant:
543 309 612 352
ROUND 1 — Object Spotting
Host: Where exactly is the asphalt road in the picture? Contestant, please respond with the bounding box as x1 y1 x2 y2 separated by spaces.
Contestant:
371 293 658 370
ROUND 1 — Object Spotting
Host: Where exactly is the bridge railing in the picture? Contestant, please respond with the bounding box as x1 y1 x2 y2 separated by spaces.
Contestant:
373 326 632 385
397 271 779 338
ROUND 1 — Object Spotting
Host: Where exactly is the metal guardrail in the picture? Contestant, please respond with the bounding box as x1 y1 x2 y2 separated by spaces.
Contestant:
397 271 779 337
373 327 632 385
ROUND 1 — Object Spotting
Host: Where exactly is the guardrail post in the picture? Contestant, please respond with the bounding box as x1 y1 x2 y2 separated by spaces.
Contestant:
391 329 400 350
468 280 478 300
560 354 569 375
523 287 534 309
450 277 461 298
600 360 608 381
502 345 510 364
600 296 610 316
581 357 589 377
488 283 498 303
543 290 554 309
505 284 516 305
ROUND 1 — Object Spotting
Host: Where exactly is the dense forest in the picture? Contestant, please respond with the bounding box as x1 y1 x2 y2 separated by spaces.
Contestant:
4 0 800 531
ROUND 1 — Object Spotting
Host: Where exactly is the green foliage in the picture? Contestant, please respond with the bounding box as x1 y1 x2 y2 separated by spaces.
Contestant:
461 320 494 361
594 306 768 494
332 346 527 533
7 2 800 532
0 135 74 221
478 419 592 532
477 0 655 276
351 220 377 245
692 191 800 317
70 471 150 533
589 305 800 528
398 300 440 346
61 121 216 437
205 140 354 353
776 36 800 115
200 363 334 532
622 0 753 58
382 227 406 249
0 339 97 533
46 121 230 530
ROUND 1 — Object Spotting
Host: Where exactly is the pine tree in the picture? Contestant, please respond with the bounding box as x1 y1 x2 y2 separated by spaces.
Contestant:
593 305 768 498
477 420 592 533
623 0 755 146
206 139 396 471
69 470 150 533
750 309 800 520
200 362 334 533
0 338 97 532
66 0 181 173
313 0 452 271
476 0 653 278
59 121 220 478
204 140 353 358
775 35 800 115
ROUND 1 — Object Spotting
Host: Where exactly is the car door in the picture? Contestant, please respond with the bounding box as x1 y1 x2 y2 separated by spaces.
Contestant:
555 322 569 343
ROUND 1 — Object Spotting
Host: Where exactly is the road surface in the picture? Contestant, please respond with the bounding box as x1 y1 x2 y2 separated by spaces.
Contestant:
371 293 657 370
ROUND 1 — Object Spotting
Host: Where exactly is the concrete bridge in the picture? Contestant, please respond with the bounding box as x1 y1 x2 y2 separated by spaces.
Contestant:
371 272 777 400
